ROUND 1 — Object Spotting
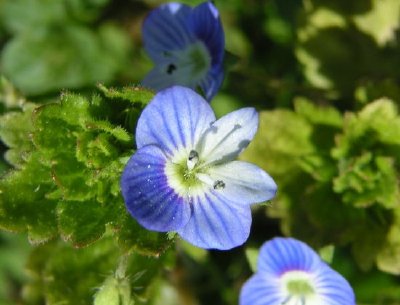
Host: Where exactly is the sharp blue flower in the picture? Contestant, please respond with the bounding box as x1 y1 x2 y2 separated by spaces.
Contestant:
121 86 277 250
240 238 356 305
141 1 224 101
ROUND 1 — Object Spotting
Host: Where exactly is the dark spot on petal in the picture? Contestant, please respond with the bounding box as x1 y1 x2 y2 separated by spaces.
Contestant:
167 64 177 74
213 180 225 190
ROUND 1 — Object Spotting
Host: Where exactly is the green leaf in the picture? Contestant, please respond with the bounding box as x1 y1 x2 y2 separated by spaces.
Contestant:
0 103 35 167
332 99 400 208
244 247 259 273
97 84 155 107
240 109 314 183
1 24 131 95
114 216 172 257
57 199 123 247
377 211 400 275
352 0 400 46
0 153 58 244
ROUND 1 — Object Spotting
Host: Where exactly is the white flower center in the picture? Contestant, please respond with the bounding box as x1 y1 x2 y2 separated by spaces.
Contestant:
164 149 224 198
162 41 211 86
280 271 319 305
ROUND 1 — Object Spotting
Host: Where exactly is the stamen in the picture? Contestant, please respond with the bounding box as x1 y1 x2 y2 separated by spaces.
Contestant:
166 63 177 74
187 150 199 170
213 180 225 190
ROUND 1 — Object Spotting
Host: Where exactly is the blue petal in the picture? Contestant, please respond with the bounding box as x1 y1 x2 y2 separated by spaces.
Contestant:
196 107 258 164
177 191 251 250
257 238 323 275
199 66 224 101
316 266 356 305
208 161 277 205
136 86 216 156
239 274 284 305
121 145 191 232
142 3 195 62
189 2 224 69
142 66 180 91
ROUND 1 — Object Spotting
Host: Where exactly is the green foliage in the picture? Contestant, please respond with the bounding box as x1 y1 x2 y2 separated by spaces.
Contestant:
296 0 400 99
0 0 131 96
242 97 400 273
0 85 174 253
24 238 167 305
0 84 175 304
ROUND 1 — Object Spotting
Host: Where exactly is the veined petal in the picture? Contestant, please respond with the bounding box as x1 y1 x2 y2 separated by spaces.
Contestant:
196 107 258 164
240 274 284 305
177 191 251 250
189 2 224 68
208 161 277 205
142 66 183 92
142 41 212 96
199 67 224 101
142 3 195 62
136 86 216 156
316 266 356 305
258 238 323 275
121 145 191 232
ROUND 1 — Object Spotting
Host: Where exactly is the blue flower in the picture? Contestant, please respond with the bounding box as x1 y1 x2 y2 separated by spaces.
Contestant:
141 2 224 101
120 86 277 250
240 238 356 305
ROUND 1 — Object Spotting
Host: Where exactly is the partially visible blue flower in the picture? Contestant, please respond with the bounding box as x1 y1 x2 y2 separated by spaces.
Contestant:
240 238 355 305
120 86 277 250
141 2 224 101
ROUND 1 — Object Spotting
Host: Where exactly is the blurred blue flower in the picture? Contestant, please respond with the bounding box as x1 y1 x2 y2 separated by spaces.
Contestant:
121 86 277 250
141 2 224 101
240 238 356 305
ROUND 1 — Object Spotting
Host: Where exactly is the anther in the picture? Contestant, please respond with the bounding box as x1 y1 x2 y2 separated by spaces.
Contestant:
187 150 199 170
213 180 225 190
166 63 177 74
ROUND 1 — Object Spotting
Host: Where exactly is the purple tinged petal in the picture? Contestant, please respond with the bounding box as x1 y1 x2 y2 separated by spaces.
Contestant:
136 86 216 155
208 161 277 205
196 107 258 164
257 238 323 275
177 191 251 250
121 145 191 232
240 274 284 305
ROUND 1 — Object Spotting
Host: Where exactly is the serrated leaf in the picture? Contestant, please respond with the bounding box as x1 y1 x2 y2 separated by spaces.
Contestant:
0 103 35 166
57 200 122 247
0 153 58 244
97 84 155 107
114 216 172 257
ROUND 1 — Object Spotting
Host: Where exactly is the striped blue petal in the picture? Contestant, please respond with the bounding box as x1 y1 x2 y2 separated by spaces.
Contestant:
136 86 216 156
199 66 224 101
189 2 224 69
257 238 323 275
196 107 259 164
121 144 191 232
208 161 277 205
240 274 284 305
316 266 356 305
177 191 251 250
142 3 195 62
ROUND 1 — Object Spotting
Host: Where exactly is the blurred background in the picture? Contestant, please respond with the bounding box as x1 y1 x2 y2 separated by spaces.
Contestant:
1 0 400 304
